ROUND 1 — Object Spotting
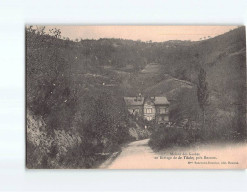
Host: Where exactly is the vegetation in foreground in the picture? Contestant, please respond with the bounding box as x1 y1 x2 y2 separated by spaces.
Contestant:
149 65 245 150
26 27 134 168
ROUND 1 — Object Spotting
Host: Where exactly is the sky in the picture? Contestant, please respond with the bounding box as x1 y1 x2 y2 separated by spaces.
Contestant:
43 25 239 42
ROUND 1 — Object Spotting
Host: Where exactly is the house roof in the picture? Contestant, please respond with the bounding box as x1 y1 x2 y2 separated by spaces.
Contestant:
153 97 170 105
124 97 144 106
124 96 169 106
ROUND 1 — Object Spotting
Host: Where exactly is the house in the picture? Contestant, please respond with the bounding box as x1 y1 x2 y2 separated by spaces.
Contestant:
124 94 170 124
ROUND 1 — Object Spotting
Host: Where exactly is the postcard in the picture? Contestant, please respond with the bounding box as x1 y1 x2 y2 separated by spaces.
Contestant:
26 25 246 169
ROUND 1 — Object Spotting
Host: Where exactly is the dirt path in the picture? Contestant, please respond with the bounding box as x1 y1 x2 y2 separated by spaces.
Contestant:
99 139 247 169
99 139 157 169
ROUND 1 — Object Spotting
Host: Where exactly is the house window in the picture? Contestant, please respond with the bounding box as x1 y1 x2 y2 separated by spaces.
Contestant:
159 108 166 114
145 108 152 114
147 116 152 121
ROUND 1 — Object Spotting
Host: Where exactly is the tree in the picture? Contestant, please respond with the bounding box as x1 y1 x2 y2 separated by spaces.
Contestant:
197 68 209 128
49 28 61 39
36 26 46 36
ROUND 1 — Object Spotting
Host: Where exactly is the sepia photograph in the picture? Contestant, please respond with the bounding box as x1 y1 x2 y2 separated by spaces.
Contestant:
26 25 246 169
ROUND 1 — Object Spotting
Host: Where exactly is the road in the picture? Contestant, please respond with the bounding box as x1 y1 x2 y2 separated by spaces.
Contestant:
99 138 247 169
99 139 158 169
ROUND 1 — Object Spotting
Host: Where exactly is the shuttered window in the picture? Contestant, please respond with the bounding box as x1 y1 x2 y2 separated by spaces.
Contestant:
145 108 152 113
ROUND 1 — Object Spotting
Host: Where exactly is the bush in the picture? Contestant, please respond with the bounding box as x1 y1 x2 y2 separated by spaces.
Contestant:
148 125 192 150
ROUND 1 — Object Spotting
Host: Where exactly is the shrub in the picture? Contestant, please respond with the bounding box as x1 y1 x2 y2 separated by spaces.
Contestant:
148 125 191 150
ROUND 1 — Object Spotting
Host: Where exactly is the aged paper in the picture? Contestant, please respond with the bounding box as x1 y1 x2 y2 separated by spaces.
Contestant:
26 25 246 169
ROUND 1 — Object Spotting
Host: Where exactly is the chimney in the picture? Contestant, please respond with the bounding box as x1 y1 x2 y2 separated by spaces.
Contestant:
137 93 142 101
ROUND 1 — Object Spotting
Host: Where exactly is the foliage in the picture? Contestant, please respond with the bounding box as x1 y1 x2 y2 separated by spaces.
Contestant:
169 87 201 124
148 126 192 150
197 68 209 112
26 26 133 168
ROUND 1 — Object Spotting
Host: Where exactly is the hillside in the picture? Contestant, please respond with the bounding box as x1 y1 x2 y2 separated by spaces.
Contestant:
114 27 246 138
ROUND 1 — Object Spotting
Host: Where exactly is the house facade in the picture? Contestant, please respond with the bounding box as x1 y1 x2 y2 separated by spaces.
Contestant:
124 94 170 124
